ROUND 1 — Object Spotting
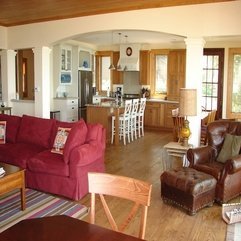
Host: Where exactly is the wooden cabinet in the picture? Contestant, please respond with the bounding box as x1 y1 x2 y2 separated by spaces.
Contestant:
144 101 165 128
112 51 123 84
167 50 186 101
139 50 150 85
54 98 78 122
144 101 178 129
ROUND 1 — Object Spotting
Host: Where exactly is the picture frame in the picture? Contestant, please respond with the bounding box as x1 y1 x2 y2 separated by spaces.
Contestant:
60 72 72 85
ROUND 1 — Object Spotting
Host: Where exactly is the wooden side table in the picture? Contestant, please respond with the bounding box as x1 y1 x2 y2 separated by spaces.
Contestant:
0 107 12 115
163 142 193 170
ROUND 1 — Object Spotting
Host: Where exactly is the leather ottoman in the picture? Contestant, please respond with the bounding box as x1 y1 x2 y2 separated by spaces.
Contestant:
160 167 217 215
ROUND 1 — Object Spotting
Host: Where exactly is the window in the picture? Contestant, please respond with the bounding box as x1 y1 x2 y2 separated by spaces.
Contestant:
95 51 112 93
202 48 224 119
101 56 111 91
155 55 168 93
150 50 168 96
227 48 241 119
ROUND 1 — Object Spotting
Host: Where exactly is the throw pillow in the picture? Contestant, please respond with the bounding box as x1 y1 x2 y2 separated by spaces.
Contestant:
0 121 6 144
51 127 71 155
217 133 241 163
63 119 87 164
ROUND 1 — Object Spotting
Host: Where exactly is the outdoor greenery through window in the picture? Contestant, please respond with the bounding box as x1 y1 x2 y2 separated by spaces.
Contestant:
155 54 167 94
202 55 219 111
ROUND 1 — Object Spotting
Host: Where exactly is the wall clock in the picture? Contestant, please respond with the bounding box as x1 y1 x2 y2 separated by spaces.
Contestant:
126 47 132 56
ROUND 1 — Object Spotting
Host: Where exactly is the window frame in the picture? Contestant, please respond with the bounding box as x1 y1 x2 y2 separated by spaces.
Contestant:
95 51 113 94
226 48 241 119
150 49 169 98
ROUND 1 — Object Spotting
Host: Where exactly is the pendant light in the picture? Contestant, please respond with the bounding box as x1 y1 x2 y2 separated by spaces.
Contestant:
116 32 123 71
109 31 115 70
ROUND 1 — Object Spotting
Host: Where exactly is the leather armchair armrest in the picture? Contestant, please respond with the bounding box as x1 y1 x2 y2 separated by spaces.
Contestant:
187 145 216 167
225 155 241 174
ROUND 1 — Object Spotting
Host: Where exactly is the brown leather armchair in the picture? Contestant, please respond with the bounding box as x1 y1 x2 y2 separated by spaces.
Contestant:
187 120 241 204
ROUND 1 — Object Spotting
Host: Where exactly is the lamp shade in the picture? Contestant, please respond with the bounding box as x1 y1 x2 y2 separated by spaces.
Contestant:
179 88 197 116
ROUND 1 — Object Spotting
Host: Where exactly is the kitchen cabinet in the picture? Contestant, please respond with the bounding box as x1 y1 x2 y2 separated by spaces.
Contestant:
61 47 72 71
144 101 164 128
167 50 186 101
144 101 178 129
139 50 150 85
54 98 78 122
112 51 123 84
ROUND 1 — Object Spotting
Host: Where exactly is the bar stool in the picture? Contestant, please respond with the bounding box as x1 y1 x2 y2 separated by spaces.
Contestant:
111 100 132 145
136 98 146 138
130 99 139 141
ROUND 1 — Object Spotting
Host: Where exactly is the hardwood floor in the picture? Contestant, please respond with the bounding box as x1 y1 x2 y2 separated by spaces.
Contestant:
81 130 232 241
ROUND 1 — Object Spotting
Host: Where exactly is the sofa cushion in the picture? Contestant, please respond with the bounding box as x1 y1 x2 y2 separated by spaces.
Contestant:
27 150 69 177
0 114 22 143
51 127 71 155
0 143 45 168
0 121 6 144
86 123 103 142
50 120 77 146
17 115 56 149
217 134 241 163
63 119 87 164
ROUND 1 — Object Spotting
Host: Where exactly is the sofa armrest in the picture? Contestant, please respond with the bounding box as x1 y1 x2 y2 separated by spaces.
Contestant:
187 145 216 167
69 141 104 167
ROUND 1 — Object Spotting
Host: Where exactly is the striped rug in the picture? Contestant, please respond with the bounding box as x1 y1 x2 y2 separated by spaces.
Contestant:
0 189 89 232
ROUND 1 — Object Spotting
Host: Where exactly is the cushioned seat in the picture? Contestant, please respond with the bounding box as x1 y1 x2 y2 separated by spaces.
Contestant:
161 167 217 215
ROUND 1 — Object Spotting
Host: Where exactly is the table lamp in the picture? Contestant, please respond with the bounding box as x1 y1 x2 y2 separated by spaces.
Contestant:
179 88 197 147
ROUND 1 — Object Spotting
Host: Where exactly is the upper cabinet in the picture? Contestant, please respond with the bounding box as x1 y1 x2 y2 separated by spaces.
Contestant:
139 50 150 85
167 49 186 101
61 46 72 71
79 50 93 71
112 51 123 84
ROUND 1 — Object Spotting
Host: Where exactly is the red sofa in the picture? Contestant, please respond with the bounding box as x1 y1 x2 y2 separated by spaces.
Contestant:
0 114 106 200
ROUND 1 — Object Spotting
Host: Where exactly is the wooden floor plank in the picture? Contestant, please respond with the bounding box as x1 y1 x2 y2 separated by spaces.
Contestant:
81 130 230 241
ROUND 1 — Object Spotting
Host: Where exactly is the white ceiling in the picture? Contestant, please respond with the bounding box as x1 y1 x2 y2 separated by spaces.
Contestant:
73 30 186 48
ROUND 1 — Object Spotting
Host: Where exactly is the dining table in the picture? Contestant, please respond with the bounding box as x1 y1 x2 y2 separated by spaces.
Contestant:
0 215 145 241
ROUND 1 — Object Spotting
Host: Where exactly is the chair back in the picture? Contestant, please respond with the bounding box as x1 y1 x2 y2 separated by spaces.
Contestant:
88 172 152 239
138 98 146 115
123 99 132 118
131 99 139 117
172 115 184 142
207 110 217 124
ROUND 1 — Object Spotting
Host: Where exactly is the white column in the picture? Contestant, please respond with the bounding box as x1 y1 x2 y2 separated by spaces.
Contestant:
185 38 206 147
33 46 51 118
0 49 17 106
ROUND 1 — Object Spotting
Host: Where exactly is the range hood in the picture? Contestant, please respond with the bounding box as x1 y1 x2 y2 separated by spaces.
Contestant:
117 43 141 71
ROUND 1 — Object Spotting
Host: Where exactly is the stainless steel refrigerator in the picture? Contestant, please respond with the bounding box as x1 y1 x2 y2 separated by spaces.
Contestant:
78 70 93 121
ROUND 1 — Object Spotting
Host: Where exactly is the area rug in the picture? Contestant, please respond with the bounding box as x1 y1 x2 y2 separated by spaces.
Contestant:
226 223 241 241
0 189 89 232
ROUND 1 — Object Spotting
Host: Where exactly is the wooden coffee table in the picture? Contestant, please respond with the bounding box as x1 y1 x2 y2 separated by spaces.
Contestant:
0 215 145 241
0 162 26 210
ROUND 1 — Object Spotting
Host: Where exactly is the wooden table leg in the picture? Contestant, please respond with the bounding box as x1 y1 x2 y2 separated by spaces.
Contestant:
21 171 26 211
114 108 120 146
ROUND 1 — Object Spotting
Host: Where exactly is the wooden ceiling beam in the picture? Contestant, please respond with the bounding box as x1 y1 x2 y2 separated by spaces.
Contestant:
0 0 234 26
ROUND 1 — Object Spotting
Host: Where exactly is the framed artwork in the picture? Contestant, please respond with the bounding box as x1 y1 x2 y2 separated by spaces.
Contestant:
60 72 72 85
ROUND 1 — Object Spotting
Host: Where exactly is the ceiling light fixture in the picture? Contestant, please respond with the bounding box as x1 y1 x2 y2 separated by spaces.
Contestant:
109 31 115 70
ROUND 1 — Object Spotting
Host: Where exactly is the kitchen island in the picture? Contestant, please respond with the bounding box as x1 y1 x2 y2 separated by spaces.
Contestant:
86 102 124 145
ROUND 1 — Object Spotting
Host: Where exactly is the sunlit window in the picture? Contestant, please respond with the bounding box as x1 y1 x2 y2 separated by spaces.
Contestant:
155 55 167 94
101 56 111 91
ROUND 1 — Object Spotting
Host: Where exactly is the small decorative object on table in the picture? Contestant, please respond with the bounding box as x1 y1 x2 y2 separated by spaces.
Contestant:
0 167 5 177
222 203 241 224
